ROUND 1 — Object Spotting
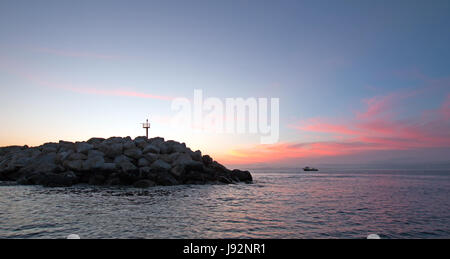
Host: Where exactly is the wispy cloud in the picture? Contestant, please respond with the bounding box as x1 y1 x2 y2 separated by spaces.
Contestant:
0 61 172 101
222 89 450 165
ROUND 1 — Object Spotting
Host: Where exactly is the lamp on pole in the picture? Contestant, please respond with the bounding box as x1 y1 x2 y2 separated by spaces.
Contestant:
142 119 150 138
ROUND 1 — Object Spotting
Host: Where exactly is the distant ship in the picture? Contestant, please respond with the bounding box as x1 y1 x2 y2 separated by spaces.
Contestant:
303 166 319 171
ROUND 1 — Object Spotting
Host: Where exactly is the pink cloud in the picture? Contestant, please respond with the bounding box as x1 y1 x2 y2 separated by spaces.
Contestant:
221 91 450 165
356 93 397 119
293 118 360 135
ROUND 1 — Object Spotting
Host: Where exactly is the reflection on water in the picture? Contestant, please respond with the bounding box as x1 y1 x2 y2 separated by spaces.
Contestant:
0 169 449 239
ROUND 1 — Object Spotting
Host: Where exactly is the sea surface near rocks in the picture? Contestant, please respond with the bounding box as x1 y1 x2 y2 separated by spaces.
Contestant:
1 168 449 239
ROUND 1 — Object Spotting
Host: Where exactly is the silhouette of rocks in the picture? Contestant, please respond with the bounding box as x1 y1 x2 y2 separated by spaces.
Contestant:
0 137 252 188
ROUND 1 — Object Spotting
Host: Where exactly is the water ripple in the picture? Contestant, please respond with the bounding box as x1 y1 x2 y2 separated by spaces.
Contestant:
0 169 449 238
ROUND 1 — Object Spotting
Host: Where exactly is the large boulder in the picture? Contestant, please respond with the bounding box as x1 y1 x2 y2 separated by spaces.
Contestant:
138 158 150 167
63 160 84 171
172 153 204 172
87 137 105 145
232 169 253 183
118 161 138 174
202 155 213 166
58 141 75 152
114 155 131 165
101 163 116 172
19 152 60 175
150 159 171 172
88 149 105 158
98 143 123 158
191 150 202 162
56 150 74 164
83 155 105 171
142 144 160 154
123 141 136 150
67 152 87 161
75 142 94 154
166 140 187 154
149 137 164 146
103 137 125 145
124 148 142 160
143 153 158 164
150 138 169 154
41 143 59 153
134 136 149 149
153 171 179 186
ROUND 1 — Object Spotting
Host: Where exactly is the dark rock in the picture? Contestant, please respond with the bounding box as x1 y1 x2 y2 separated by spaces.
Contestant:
142 144 160 154
123 141 136 150
98 143 123 158
150 159 171 172
183 171 206 183
118 170 139 185
41 143 59 153
89 174 106 185
56 150 74 163
75 142 94 154
124 148 142 160
100 163 116 172
191 150 202 161
134 136 149 149
58 141 75 151
166 140 187 154
202 155 213 166
218 176 233 184
113 155 131 165
87 137 105 145
103 137 124 145
133 179 156 188
232 169 253 183
63 160 83 171
144 153 158 164
68 152 87 161
170 164 185 179
0 136 252 187
138 158 150 167
118 161 138 174
106 177 121 186
41 171 78 187
154 171 179 186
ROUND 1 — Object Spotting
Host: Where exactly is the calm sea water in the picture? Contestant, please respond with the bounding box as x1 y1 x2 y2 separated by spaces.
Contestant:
0 169 449 239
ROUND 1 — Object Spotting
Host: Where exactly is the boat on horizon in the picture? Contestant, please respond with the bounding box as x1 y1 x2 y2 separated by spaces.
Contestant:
303 166 319 172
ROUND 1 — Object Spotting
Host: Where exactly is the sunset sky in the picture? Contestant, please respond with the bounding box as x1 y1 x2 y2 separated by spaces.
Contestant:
1 0 449 168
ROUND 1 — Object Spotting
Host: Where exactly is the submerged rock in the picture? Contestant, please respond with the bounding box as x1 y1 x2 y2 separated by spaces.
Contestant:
0 137 252 187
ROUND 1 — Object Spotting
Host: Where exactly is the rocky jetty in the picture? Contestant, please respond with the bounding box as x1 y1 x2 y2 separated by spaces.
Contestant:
0 137 252 188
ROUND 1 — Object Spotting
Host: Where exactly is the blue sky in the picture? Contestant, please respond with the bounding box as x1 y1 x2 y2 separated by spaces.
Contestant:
1 0 449 167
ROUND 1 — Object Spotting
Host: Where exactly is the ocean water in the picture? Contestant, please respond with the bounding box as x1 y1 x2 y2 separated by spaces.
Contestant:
0 169 449 239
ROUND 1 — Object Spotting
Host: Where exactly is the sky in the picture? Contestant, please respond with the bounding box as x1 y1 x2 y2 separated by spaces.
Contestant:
0 0 449 168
